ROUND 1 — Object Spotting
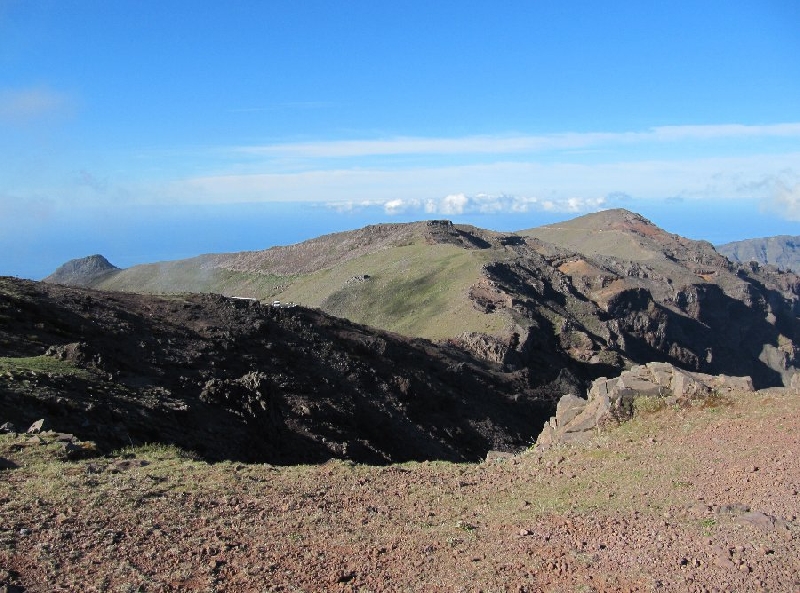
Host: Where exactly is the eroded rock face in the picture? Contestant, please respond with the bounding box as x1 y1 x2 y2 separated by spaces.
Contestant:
451 332 513 365
536 362 755 448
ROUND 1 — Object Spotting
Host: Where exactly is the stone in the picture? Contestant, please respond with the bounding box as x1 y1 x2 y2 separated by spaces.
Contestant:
108 459 149 473
670 369 708 399
716 503 750 515
791 372 800 392
736 511 777 531
713 556 737 570
587 377 617 401
62 441 97 459
554 393 587 427
0 422 17 434
617 374 666 397
26 419 49 434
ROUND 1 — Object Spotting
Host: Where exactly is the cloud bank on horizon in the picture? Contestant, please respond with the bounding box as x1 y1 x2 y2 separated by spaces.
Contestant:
169 123 800 217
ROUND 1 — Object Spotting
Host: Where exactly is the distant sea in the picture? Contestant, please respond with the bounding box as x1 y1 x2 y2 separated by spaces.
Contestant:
2 199 796 281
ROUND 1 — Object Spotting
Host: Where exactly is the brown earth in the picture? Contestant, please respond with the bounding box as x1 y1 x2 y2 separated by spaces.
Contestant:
1 387 797 592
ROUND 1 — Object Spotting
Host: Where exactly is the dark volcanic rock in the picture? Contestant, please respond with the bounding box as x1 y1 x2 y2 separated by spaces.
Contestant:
0 277 550 464
517 210 800 389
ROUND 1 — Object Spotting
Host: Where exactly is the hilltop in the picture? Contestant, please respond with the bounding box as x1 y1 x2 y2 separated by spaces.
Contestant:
44 254 119 286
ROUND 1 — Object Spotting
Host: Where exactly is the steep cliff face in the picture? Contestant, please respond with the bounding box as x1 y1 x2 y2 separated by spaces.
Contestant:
475 210 800 389
718 235 800 272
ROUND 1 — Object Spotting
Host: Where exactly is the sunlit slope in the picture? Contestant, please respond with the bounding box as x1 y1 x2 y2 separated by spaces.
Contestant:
519 208 684 262
90 255 289 298
275 242 510 340
87 222 517 341
517 208 742 304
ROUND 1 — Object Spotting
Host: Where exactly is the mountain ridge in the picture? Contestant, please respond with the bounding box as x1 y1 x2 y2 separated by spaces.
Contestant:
44 209 800 389
717 234 800 272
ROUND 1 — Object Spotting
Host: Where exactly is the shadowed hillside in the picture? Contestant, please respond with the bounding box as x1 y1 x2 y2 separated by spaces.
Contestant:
0 276 552 464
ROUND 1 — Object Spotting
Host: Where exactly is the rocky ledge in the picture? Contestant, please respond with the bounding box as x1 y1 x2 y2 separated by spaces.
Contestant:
536 362 756 448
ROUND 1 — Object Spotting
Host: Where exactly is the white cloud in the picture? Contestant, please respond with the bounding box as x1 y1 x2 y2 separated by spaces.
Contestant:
229 123 800 160
383 198 421 214
397 193 605 217
651 123 800 141
169 152 800 207
439 193 469 215
537 197 606 213
0 86 70 123
762 174 800 221
326 199 389 213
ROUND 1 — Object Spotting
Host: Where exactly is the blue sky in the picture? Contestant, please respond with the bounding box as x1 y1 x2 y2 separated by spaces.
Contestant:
2 1 800 279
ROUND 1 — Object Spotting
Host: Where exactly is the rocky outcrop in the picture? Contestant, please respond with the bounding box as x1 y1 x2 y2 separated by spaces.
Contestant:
468 277 513 313
536 362 755 448
45 342 104 368
451 332 514 364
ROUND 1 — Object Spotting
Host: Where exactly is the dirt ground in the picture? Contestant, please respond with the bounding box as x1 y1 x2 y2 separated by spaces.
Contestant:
1 388 798 592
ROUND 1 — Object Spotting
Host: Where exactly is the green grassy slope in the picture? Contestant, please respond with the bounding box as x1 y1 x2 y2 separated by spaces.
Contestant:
88 235 513 341
276 242 511 340
93 256 290 299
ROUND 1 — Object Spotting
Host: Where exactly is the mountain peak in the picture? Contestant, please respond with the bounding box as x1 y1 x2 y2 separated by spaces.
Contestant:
44 254 120 286
557 208 657 231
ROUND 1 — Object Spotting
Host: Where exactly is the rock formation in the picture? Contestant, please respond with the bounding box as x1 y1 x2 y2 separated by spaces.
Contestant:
536 362 754 448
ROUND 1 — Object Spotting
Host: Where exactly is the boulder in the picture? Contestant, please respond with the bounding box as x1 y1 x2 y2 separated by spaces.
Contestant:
0 422 17 434
554 393 588 427
26 419 50 434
